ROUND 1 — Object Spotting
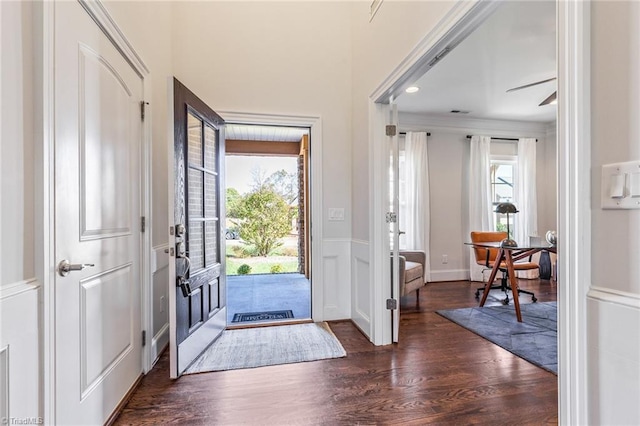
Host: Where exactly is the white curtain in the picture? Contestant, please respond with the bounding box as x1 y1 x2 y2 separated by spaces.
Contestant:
468 135 494 282
515 137 538 246
400 132 430 282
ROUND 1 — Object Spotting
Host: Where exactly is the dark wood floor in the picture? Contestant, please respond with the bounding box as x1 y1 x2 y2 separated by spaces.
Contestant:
115 280 558 425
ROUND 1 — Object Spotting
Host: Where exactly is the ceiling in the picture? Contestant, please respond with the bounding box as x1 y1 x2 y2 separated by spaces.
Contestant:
225 124 308 142
396 1 556 123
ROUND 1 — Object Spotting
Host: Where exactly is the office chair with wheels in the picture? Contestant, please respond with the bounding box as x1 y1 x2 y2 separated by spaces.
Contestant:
470 231 538 304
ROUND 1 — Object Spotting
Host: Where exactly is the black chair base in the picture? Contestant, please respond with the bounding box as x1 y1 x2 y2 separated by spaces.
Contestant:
474 272 537 304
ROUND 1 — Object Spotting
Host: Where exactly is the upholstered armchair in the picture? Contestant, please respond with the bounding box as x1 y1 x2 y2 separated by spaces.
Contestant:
398 250 427 304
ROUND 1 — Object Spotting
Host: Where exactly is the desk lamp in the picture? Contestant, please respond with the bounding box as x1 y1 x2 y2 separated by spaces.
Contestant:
495 202 518 247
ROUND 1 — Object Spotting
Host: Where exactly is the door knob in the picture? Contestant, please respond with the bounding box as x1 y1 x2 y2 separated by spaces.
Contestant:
57 260 95 277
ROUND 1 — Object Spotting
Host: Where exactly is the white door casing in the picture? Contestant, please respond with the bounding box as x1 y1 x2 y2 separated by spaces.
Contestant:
389 101 401 343
52 1 145 423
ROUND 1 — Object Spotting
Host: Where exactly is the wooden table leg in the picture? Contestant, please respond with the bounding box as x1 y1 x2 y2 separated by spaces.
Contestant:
479 248 504 307
504 249 522 322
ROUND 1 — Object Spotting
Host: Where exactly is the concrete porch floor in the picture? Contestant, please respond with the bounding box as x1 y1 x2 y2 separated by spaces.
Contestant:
226 273 311 325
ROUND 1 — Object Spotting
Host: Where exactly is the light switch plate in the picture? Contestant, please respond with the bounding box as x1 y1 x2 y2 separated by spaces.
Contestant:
328 208 345 221
601 161 640 209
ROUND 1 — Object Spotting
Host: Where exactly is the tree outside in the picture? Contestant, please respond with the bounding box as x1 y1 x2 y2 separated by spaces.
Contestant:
225 157 299 275
236 187 293 256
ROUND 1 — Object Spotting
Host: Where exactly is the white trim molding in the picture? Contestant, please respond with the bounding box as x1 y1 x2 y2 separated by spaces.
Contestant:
0 278 39 300
587 287 640 310
429 269 469 283
149 244 169 366
219 111 324 322
399 111 550 138
557 0 591 424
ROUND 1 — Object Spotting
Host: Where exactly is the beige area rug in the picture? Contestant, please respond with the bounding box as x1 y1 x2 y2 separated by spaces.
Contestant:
185 322 347 374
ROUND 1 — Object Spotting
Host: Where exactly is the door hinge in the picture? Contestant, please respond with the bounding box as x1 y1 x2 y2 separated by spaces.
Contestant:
386 298 397 310
142 330 146 347
141 216 146 232
386 212 397 223
386 124 397 136
140 101 149 121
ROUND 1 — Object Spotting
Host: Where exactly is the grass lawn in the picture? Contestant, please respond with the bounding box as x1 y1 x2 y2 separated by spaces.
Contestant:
226 257 298 275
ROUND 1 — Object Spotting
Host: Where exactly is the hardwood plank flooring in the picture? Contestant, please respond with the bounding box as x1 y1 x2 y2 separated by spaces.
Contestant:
115 280 558 425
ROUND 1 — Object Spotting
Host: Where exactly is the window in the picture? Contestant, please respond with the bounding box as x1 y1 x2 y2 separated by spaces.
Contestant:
490 157 516 237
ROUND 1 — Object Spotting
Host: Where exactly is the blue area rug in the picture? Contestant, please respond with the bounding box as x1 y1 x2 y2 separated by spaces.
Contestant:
436 302 557 374
232 310 294 323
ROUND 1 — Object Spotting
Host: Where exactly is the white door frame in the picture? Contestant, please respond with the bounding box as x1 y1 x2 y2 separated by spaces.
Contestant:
218 111 324 321
367 0 590 424
39 1 153 422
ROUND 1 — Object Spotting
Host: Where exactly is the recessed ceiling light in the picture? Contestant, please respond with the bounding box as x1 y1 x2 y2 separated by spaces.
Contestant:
405 86 420 94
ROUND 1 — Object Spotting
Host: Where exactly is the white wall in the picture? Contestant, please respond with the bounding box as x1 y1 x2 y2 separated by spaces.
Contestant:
589 2 640 424
350 1 456 242
103 1 173 248
399 113 555 282
1 0 35 287
0 1 40 420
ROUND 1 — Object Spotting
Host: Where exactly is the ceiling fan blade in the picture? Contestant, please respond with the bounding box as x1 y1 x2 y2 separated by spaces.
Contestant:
507 77 557 93
539 91 557 106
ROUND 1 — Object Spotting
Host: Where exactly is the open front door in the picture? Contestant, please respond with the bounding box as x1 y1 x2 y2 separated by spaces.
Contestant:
169 78 226 377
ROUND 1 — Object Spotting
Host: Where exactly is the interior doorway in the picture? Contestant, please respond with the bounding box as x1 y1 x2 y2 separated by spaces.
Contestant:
224 124 312 327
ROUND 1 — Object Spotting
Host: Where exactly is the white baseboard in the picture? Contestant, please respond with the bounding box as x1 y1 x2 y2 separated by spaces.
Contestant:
151 323 169 365
429 269 469 282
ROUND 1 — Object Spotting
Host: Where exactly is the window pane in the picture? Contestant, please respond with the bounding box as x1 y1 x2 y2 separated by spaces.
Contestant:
204 172 217 218
188 169 204 218
188 221 204 271
205 221 218 266
204 125 217 171
187 112 203 167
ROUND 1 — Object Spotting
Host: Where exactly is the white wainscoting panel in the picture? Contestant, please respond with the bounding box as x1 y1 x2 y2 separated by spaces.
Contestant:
0 280 40 421
429 269 469 282
0 345 8 422
587 287 640 425
351 239 371 338
151 245 169 364
321 239 351 320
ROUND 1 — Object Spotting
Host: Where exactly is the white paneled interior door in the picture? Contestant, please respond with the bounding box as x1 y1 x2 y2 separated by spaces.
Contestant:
54 2 143 423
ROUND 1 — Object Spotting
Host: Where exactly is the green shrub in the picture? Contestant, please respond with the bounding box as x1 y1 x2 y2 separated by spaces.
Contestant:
237 264 252 275
228 244 258 259
270 264 283 274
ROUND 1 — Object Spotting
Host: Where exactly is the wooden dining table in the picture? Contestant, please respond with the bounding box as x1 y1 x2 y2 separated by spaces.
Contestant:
467 241 557 322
